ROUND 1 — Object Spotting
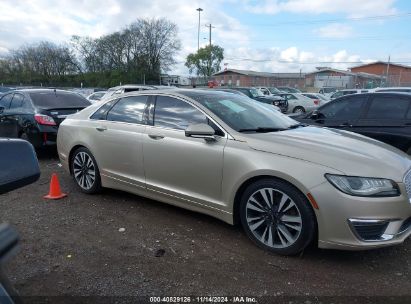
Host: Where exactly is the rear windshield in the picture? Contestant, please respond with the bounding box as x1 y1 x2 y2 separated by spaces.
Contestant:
29 91 91 108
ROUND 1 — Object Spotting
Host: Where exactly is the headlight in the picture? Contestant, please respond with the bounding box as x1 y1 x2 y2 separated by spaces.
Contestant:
325 174 400 197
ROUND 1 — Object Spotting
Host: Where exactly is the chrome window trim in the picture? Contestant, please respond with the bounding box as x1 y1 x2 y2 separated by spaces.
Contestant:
87 92 233 140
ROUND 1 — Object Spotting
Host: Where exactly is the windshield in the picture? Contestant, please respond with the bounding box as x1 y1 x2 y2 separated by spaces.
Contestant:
268 87 281 94
323 88 336 93
182 91 299 132
249 88 265 97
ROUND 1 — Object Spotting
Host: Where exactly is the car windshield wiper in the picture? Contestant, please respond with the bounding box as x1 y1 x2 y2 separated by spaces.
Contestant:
238 127 287 133
287 123 306 129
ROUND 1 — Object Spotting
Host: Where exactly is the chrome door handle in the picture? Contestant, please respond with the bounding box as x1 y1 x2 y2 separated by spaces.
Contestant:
96 126 107 132
148 134 165 140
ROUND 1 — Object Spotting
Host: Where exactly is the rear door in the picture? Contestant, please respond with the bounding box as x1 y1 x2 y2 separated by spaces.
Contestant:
0 93 15 137
312 95 368 131
2 93 28 138
354 94 411 152
88 95 149 188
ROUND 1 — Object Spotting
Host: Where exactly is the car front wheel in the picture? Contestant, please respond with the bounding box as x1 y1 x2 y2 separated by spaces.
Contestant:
70 147 101 194
240 178 316 255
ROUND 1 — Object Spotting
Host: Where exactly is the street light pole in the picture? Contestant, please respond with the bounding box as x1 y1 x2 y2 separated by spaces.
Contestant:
196 8 203 51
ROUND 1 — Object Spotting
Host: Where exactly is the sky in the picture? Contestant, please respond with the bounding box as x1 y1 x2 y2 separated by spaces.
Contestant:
0 0 411 76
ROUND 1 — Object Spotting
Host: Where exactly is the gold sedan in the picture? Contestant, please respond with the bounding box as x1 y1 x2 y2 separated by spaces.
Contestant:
57 89 411 255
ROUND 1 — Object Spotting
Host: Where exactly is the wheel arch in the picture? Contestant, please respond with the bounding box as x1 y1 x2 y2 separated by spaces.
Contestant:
68 144 88 175
232 174 318 234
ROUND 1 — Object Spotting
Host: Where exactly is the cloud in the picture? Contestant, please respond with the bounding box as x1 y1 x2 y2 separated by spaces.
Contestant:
245 0 397 17
222 47 362 73
315 23 353 38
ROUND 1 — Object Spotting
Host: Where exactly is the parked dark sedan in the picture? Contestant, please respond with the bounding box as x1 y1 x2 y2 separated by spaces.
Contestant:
230 87 288 113
295 92 411 154
0 89 91 148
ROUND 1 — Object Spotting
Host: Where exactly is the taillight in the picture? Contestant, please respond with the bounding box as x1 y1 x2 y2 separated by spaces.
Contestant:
314 99 320 105
34 114 56 126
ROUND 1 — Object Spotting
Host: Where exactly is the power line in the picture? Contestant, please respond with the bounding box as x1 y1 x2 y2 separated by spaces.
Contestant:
224 58 411 65
215 35 411 43
224 12 411 28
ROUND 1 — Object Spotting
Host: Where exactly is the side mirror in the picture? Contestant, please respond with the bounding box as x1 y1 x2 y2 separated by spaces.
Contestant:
185 123 216 141
0 106 4 114
0 139 40 195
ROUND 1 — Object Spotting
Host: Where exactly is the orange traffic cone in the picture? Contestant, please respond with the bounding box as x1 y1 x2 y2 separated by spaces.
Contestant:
44 173 67 200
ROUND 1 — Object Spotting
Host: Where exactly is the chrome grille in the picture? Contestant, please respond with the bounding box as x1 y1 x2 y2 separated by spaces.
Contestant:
404 170 411 203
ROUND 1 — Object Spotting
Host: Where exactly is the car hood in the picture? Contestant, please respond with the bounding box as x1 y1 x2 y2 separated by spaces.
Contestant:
237 126 411 182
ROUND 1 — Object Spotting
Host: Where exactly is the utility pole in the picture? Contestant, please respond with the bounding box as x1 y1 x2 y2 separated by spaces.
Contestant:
385 55 391 87
196 8 203 51
205 24 215 77
205 24 215 47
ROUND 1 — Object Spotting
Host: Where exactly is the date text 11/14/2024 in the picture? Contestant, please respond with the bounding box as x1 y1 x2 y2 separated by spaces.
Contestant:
149 296 257 303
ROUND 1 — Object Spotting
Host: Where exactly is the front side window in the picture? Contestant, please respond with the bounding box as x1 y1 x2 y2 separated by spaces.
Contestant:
367 96 409 120
182 91 297 132
106 96 148 124
319 96 367 120
154 96 207 130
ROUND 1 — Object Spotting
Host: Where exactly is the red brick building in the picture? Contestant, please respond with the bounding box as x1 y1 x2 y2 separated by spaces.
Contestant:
305 68 383 89
350 61 411 87
212 69 305 89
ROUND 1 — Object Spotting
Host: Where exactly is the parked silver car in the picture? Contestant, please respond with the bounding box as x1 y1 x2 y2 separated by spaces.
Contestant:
280 93 320 114
57 89 411 255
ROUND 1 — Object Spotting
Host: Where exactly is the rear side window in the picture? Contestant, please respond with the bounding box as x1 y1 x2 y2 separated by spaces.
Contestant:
0 93 14 109
90 99 117 120
29 92 91 108
9 94 24 109
106 96 148 124
367 96 409 119
319 96 367 120
154 96 207 130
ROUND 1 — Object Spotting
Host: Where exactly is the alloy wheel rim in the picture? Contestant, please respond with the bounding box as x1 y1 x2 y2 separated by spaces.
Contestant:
73 152 96 190
246 188 302 249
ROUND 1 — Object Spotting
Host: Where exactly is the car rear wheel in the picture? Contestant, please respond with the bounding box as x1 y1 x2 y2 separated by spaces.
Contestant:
240 178 316 255
293 106 305 114
70 147 101 194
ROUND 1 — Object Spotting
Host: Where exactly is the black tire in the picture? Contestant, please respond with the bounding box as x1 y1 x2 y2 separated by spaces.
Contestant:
240 178 316 256
70 147 102 194
293 106 305 114
19 132 28 141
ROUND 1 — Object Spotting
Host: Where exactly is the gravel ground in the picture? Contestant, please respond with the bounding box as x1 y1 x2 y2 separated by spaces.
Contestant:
1 150 410 303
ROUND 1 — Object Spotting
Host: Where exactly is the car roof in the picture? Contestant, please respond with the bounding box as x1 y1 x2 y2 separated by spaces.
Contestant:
13 88 80 94
108 84 156 90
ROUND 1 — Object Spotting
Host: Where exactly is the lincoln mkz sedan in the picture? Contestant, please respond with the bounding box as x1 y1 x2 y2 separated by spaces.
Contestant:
57 89 411 255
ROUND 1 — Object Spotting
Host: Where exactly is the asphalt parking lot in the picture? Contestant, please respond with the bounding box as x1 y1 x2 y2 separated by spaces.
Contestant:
1 150 411 303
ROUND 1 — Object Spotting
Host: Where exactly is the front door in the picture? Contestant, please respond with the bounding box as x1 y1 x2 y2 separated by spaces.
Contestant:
312 95 368 132
143 95 227 207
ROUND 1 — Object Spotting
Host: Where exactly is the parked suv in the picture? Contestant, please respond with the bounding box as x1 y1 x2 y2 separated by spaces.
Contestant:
0 89 91 148
295 92 411 154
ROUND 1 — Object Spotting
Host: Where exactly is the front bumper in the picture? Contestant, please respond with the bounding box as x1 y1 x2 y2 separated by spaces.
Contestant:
310 181 411 250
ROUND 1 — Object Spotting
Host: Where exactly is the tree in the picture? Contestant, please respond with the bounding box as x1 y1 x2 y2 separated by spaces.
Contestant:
185 45 224 78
